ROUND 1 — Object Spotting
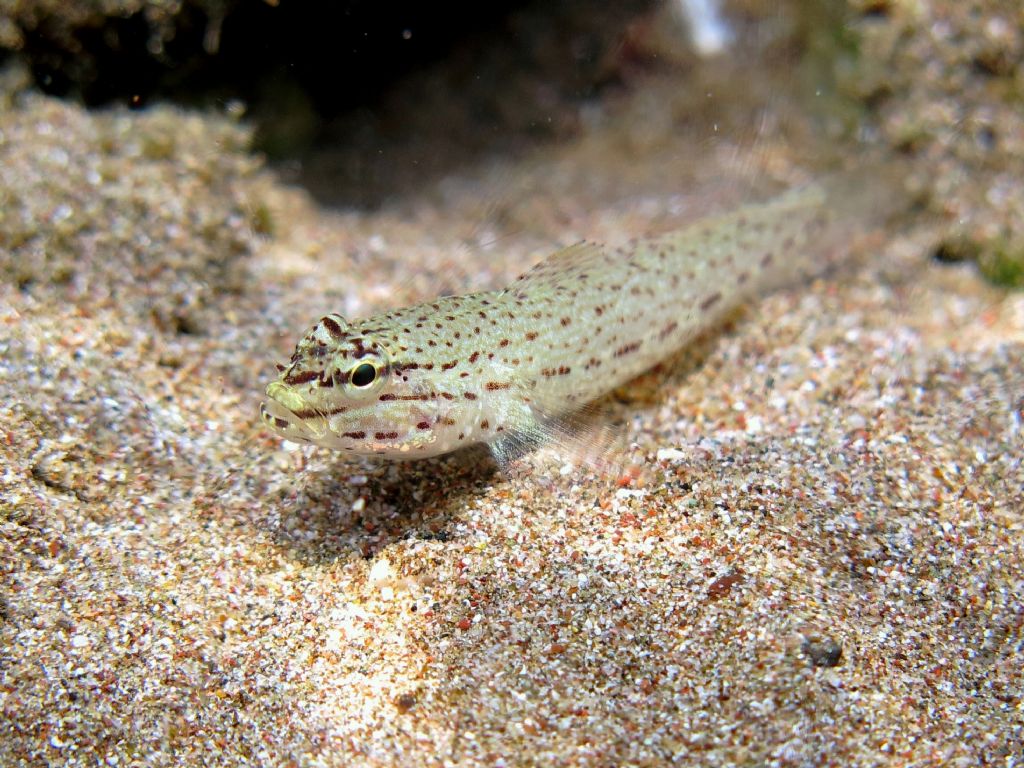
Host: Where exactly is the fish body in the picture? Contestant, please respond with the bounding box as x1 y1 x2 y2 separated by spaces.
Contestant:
261 184 832 461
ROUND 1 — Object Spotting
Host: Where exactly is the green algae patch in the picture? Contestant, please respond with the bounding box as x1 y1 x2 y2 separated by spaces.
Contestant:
979 238 1024 289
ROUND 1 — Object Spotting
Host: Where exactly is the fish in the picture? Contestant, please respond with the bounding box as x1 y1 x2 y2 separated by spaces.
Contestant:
261 182 840 464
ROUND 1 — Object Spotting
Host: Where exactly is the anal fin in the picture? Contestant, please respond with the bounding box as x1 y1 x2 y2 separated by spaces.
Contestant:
487 397 628 482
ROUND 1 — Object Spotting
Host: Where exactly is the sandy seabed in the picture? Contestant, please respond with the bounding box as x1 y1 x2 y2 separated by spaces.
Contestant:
1 2 1022 766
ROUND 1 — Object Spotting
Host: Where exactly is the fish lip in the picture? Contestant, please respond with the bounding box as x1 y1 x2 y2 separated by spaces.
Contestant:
265 380 309 412
260 388 328 440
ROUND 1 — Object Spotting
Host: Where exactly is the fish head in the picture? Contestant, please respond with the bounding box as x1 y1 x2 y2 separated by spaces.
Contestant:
260 313 451 457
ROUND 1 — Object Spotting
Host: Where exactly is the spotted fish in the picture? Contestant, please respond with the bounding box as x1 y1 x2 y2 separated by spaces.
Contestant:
262 184 835 462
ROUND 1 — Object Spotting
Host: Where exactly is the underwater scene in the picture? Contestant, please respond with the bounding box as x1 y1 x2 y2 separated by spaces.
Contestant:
1 0 1021 764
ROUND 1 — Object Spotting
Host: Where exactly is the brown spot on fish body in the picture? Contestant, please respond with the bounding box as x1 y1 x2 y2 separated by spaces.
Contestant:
375 431 400 440
441 361 459 371
699 292 722 311
464 392 477 400
540 366 572 377
343 431 367 440
416 421 431 430
485 381 511 391
614 341 642 358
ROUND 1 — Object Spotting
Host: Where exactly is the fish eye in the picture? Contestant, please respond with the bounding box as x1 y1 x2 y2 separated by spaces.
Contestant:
350 362 378 388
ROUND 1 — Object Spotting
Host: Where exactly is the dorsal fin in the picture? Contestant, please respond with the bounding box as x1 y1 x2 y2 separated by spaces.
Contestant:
508 241 611 288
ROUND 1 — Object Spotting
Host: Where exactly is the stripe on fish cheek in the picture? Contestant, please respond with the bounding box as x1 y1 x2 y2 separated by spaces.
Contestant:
284 369 318 385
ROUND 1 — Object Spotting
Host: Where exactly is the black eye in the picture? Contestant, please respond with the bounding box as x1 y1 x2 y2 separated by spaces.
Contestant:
351 363 377 388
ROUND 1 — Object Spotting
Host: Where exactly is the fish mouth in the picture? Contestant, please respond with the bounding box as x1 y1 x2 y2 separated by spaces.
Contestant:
260 383 327 443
